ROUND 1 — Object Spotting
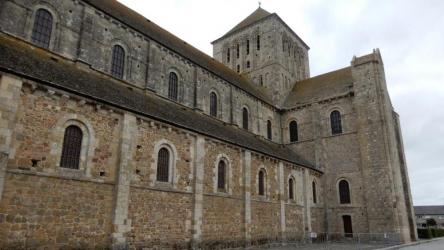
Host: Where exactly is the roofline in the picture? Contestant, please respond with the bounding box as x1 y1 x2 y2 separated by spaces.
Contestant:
212 13 310 50
81 0 276 107
2 67 320 173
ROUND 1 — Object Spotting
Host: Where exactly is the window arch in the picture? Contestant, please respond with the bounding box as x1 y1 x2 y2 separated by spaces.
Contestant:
330 110 342 135
312 181 317 204
31 8 53 49
339 180 351 204
267 120 272 140
111 45 125 79
288 177 295 200
210 92 218 117
242 107 249 130
217 160 226 191
156 147 170 182
289 120 298 142
168 72 178 101
60 125 83 169
258 169 266 196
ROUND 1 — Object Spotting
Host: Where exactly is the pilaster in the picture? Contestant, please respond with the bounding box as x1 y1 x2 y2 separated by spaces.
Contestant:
0 74 22 201
302 169 312 235
191 136 205 248
111 113 137 249
278 162 286 243
243 150 252 247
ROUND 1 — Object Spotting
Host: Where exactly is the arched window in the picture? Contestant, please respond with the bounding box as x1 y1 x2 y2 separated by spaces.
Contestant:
236 44 240 58
60 125 83 169
111 45 125 79
246 61 250 68
210 92 217 117
156 148 170 182
242 107 249 130
31 9 53 49
312 181 317 204
289 121 298 142
267 120 272 140
258 169 265 196
339 180 351 204
217 160 226 191
168 72 178 101
330 110 342 135
288 178 295 200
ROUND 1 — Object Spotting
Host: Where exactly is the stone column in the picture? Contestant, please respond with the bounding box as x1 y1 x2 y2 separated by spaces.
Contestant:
243 150 252 246
111 113 137 249
278 162 286 243
0 75 22 202
191 136 205 248
302 169 312 237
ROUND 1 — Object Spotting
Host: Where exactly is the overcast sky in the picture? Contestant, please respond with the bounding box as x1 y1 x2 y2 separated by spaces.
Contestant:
118 0 444 206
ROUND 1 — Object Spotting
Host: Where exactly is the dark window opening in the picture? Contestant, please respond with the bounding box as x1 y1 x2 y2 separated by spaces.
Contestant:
258 170 265 196
289 121 298 142
246 39 250 55
339 180 351 204
111 45 125 79
260 75 263 86
267 120 272 140
156 148 170 182
257 35 261 50
312 181 317 204
289 178 294 200
168 72 178 101
237 65 240 73
217 161 226 191
210 92 217 117
246 61 250 68
330 110 343 135
60 125 83 169
31 9 53 49
227 48 230 63
236 44 240 58
242 107 249 130
343 215 353 237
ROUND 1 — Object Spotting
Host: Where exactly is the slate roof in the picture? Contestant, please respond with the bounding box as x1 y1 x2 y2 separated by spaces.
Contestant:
224 7 272 37
82 0 273 105
0 34 319 172
283 67 354 108
415 206 444 215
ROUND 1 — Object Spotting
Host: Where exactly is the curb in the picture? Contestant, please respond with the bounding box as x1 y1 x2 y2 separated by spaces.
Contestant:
376 237 444 250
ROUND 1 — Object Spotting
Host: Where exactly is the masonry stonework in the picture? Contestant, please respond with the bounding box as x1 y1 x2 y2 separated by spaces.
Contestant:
0 0 416 248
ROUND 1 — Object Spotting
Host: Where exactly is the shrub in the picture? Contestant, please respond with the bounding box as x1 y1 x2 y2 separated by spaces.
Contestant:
417 228 432 239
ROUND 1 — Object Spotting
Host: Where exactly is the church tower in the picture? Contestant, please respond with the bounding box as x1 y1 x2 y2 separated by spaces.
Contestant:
212 7 310 106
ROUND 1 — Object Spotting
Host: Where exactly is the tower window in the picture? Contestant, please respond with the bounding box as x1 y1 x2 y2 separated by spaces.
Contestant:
330 110 343 135
227 48 230 63
267 120 272 140
168 72 178 101
246 39 250 55
156 148 170 182
289 121 298 142
312 181 317 204
60 125 83 169
242 107 249 130
210 92 217 117
236 44 240 58
31 9 53 49
257 35 261 51
111 45 125 79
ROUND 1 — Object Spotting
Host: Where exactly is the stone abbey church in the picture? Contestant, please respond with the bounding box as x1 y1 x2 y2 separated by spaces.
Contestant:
0 0 417 249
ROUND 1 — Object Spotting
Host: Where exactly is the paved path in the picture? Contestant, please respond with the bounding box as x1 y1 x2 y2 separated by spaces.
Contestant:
399 238 444 249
